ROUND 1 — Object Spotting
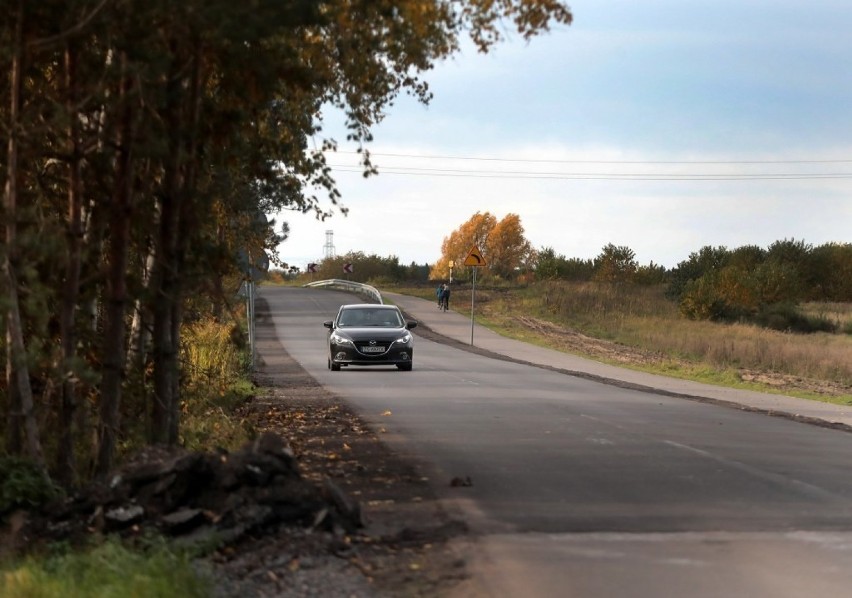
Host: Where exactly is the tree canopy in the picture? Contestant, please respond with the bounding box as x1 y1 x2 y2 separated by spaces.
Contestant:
0 0 573 484
669 240 852 326
430 211 534 280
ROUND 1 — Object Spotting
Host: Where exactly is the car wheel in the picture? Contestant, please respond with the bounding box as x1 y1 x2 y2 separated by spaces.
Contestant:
330 359 341 372
397 362 412 371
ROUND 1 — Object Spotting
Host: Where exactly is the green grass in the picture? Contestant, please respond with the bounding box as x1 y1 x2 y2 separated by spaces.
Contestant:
0 537 212 598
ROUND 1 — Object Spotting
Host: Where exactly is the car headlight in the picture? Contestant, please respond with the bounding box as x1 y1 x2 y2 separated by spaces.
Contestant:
394 333 412 345
330 333 353 345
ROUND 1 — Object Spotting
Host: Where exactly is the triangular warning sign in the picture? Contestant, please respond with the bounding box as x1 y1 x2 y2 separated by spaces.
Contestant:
464 246 486 267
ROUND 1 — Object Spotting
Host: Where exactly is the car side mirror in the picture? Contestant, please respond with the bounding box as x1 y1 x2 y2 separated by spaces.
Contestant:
406 321 417 330
323 320 333 329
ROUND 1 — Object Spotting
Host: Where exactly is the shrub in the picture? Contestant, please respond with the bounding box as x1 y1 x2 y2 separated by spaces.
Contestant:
679 275 734 320
179 319 256 452
0 457 63 515
754 303 837 333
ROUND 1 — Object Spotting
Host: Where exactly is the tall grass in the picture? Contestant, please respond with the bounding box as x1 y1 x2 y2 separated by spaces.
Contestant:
801 302 852 334
463 281 852 389
1 537 211 598
627 317 852 383
181 319 249 395
531 281 677 336
179 318 255 451
540 282 851 382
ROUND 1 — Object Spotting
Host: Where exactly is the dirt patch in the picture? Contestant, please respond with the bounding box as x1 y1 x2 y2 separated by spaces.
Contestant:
737 369 852 399
512 315 667 368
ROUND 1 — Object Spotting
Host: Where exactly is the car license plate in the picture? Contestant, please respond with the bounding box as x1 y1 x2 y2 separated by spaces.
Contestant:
362 346 385 353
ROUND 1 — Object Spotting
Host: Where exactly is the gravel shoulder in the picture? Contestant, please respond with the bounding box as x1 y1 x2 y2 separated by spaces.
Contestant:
207 303 476 597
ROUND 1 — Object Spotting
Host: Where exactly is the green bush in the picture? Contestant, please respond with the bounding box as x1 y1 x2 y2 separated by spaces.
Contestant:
754 303 837 333
0 457 63 516
679 275 735 321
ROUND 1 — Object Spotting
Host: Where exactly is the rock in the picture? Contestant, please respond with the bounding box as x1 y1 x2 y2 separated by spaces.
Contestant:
322 478 363 531
161 508 207 534
22 432 363 548
105 504 145 529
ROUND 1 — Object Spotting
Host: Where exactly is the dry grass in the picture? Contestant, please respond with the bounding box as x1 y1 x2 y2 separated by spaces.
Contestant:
625 316 852 383
391 281 852 400
523 282 851 386
179 318 255 451
801 302 852 334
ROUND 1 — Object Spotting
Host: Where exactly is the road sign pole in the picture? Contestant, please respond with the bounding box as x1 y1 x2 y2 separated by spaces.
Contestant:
246 279 255 369
470 266 476 345
462 246 485 347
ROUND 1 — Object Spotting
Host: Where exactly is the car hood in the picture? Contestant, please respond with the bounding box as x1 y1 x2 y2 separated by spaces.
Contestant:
334 327 409 342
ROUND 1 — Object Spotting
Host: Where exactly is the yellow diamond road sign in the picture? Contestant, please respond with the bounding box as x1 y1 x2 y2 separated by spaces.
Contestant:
464 246 486 267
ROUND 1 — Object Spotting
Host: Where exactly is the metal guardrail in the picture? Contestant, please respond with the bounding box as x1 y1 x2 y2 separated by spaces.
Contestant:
303 278 383 304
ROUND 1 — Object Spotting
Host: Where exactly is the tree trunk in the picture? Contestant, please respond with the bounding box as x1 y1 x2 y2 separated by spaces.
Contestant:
127 248 154 372
4 336 23 455
3 1 47 471
56 41 83 487
95 54 134 478
167 44 202 445
150 40 203 446
149 51 184 445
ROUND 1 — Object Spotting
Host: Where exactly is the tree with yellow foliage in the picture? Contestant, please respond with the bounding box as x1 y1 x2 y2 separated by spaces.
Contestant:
488 214 535 279
430 212 534 281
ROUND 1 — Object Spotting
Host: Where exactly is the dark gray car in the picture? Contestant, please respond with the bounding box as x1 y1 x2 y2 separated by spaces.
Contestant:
324 304 417 371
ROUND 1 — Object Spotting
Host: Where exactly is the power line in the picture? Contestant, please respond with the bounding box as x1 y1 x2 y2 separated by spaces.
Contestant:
329 150 852 166
327 165 852 182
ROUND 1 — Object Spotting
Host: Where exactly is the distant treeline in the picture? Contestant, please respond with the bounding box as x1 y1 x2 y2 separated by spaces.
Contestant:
537 240 852 331
279 239 852 331
665 240 852 330
275 252 431 284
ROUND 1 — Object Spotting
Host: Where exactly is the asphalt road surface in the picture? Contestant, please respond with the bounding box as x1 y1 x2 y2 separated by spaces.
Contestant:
260 286 852 597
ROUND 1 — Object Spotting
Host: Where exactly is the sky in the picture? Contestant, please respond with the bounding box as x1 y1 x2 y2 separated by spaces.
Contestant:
273 0 852 271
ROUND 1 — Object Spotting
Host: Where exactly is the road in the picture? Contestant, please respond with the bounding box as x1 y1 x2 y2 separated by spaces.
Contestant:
260 286 852 597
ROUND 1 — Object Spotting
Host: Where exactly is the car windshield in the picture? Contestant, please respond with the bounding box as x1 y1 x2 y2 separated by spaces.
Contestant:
338 308 402 328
